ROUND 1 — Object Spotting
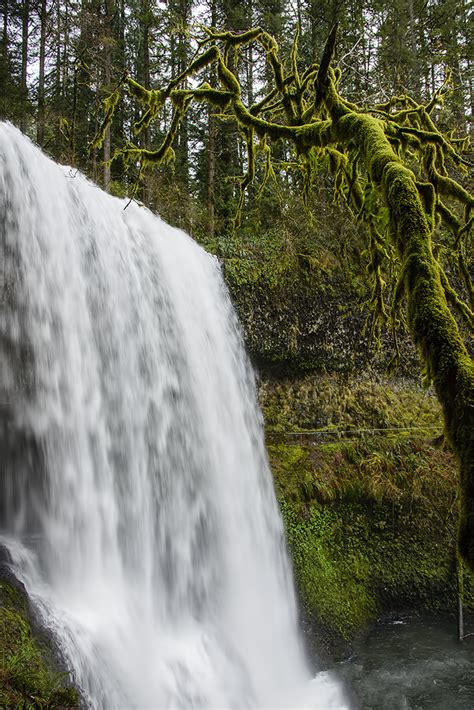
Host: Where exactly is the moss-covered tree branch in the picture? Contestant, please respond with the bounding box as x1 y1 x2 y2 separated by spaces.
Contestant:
92 25 474 571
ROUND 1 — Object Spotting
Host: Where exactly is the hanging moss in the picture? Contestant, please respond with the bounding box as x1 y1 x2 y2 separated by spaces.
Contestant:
89 88 120 150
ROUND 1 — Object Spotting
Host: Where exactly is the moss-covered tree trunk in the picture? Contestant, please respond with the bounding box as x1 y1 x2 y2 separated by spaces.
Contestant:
330 112 473 568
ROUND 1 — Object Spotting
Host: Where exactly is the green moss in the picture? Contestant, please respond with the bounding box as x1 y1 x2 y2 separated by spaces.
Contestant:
89 88 121 151
263 374 474 649
270 435 474 648
260 374 442 433
344 112 473 571
0 581 79 708
281 501 376 636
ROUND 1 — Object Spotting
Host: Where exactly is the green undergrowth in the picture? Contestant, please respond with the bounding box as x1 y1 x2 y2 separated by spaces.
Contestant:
260 372 442 433
262 374 474 653
0 581 78 708
269 434 456 508
270 436 474 650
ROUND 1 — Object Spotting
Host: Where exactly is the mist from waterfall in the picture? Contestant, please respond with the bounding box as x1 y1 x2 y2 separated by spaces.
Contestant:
0 122 348 709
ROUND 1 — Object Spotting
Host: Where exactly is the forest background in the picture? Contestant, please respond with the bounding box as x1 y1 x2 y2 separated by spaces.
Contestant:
1 0 472 272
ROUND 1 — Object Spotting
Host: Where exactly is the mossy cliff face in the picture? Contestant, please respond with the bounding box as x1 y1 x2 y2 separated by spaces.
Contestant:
224 259 419 377
260 373 441 432
259 375 474 658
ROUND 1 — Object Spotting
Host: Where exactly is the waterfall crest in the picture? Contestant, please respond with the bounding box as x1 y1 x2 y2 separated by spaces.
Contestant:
0 123 348 709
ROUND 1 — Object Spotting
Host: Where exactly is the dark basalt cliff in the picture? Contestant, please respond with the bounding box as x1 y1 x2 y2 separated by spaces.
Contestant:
225 266 420 377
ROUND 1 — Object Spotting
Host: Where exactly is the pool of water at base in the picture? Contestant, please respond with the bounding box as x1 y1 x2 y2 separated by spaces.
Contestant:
336 615 474 710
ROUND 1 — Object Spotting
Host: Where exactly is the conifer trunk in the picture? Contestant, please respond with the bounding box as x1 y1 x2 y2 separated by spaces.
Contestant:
37 0 46 145
20 0 29 130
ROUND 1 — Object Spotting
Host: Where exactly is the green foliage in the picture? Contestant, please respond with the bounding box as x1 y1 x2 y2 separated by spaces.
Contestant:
269 434 457 509
0 582 78 708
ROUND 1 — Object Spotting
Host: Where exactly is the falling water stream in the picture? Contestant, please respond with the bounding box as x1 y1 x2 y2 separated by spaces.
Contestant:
0 123 349 708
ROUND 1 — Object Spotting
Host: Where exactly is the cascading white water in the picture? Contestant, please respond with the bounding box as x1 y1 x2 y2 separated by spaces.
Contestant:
0 122 349 709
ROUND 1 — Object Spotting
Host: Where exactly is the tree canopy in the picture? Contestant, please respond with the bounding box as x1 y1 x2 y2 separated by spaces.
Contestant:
92 24 473 571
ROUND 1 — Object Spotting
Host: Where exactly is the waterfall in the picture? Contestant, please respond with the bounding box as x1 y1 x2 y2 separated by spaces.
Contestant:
0 123 348 709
